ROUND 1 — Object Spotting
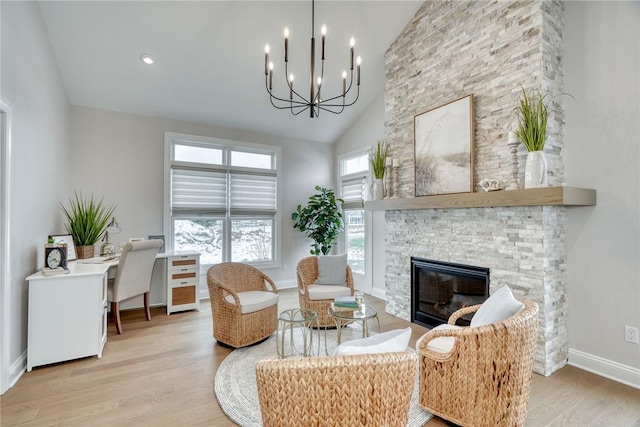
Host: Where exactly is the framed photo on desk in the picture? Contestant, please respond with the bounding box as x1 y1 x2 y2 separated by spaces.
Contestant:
49 234 77 261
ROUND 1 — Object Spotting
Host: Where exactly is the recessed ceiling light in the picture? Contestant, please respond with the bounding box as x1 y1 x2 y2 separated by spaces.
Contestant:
140 53 154 65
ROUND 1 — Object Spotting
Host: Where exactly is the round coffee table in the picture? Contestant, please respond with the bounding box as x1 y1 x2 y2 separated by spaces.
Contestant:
328 304 380 345
276 308 319 358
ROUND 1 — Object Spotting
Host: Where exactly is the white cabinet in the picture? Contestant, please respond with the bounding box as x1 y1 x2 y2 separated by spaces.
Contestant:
165 252 200 314
26 263 108 371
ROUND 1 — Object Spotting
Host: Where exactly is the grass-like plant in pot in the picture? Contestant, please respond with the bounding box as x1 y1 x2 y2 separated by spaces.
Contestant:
514 86 549 152
513 86 554 188
291 186 344 255
369 141 388 180
369 141 388 200
60 192 116 259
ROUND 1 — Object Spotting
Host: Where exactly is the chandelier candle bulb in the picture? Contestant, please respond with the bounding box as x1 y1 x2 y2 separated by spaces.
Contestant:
289 74 294 99
321 25 326 60
342 71 347 94
350 37 355 69
284 28 289 62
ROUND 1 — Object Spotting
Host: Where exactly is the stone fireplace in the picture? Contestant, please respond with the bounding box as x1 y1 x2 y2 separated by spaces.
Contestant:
379 0 568 376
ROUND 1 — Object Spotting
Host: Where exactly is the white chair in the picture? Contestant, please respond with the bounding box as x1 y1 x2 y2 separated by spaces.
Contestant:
108 239 162 334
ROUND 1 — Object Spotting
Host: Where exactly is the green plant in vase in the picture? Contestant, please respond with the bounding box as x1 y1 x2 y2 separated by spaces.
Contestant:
514 87 551 188
369 141 388 200
291 186 344 255
60 192 116 259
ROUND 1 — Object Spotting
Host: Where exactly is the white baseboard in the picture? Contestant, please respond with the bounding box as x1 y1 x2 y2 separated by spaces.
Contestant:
568 348 640 389
8 351 26 390
275 279 297 290
367 288 387 301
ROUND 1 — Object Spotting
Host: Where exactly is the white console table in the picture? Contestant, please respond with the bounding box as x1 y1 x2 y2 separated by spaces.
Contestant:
26 263 109 371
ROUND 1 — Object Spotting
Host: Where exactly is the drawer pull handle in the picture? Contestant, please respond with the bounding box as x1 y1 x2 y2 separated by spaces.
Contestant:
180 281 188 285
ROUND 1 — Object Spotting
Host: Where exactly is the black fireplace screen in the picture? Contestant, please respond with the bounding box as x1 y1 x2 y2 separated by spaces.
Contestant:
411 257 489 328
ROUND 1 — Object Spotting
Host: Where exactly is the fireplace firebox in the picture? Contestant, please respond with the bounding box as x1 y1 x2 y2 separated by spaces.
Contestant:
411 257 489 328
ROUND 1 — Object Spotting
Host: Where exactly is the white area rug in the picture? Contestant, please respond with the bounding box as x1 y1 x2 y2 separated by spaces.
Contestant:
214 327 433 427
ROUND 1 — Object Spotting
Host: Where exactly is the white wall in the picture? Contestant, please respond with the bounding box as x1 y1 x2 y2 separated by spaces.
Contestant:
69 106 334 290
564 1 640 382
1 1 71 390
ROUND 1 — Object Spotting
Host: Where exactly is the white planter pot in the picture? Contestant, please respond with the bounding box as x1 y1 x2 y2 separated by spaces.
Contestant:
524 150 548 188
371 179 385 200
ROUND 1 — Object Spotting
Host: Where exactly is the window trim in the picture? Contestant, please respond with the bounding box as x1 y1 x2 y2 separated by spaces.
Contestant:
164 132 281 268
337 148 371 277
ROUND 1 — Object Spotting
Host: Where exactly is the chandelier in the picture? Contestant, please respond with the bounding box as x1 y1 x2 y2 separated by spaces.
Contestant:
263 0 361 118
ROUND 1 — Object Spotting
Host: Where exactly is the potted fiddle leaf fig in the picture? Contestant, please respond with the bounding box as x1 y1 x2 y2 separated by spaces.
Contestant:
60 192 116 259
292 186 344 255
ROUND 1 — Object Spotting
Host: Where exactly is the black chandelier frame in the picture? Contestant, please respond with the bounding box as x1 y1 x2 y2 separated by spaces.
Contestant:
264 0 361 118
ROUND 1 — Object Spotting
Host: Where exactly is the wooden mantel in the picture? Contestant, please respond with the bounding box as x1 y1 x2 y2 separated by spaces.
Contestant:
364 186 596 211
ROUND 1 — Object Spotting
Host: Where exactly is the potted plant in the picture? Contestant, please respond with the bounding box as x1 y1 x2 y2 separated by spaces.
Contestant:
60 192 116 259
291 186 344 255
369 141 388 200
514 86 550 188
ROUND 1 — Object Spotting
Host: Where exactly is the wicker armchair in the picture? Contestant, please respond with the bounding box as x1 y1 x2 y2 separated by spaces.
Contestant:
296 256 354 326
418 299 539 427
207 262 279 348
256 351 417 427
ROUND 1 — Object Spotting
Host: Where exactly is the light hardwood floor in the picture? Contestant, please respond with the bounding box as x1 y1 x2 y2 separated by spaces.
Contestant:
2 288 639 426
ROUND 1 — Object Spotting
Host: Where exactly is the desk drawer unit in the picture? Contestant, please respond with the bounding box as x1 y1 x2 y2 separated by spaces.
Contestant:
166 254 200 314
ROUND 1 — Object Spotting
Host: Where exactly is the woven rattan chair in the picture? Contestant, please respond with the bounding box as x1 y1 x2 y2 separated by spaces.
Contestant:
256 351 417 427
296 256 354 327
207 262 279 348
418 299 539 427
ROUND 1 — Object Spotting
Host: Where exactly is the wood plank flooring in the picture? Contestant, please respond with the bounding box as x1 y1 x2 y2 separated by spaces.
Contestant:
2 288 639 426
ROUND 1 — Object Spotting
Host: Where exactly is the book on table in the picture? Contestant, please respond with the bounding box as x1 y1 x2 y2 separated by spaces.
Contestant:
334 296 359 308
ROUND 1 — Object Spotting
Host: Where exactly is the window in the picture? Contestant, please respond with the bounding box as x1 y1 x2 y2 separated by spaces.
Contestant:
338 150 369 275
165 133 280 267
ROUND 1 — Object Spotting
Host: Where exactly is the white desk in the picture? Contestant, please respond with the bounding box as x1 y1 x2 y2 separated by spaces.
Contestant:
78 250 200 315
26 263 110 371
25 251 200 370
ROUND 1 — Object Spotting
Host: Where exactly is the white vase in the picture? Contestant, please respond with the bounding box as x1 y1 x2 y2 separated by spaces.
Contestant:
524 150 548 188
371 179 385 200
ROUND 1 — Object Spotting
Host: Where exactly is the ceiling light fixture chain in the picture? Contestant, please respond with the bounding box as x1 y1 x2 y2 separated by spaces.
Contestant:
264 0 361 118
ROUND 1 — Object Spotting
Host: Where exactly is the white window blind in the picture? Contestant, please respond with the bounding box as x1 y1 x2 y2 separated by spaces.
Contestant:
171 168 227 212
230 171 277 214
341 175 366 209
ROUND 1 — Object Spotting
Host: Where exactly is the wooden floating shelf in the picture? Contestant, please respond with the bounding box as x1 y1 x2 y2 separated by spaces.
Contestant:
364 186 596 211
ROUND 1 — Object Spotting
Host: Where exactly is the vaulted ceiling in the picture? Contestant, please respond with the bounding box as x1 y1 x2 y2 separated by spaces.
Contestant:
38 1 424 144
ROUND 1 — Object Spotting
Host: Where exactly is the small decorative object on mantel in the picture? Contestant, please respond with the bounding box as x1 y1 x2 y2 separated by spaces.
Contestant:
59 192 116 259
479 178 505 192
506 131 521 190
369 141 388 201
514 87 549 188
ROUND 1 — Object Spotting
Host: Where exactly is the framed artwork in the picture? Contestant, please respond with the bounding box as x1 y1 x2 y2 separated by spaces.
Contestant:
49 234 77 261
414 94 475 197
